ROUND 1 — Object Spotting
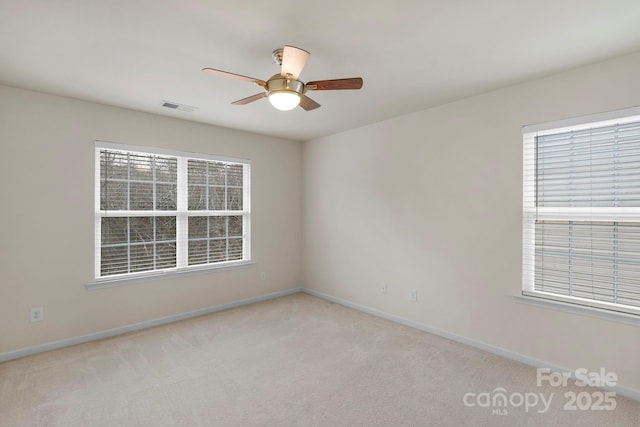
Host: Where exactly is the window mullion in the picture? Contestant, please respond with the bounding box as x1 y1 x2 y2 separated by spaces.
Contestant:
224 165 228 261
206 163 210 264
127 153 131 211
176 157 188 268
152 157 157 271
127 217 131 274
225 215 229 262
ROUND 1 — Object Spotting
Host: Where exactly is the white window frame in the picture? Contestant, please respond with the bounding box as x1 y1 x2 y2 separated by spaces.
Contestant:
92 141 252 288
522 106 640 318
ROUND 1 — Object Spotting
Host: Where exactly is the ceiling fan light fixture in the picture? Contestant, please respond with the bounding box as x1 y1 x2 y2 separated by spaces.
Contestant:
266 77 304 111
268 91 301 111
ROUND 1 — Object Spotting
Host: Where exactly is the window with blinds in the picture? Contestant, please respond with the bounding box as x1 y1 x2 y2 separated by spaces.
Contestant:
95 142 251 281
187 160 245 266
522 109 640 315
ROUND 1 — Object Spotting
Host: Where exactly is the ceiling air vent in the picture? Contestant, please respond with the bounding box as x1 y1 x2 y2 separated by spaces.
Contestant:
160 101 197 112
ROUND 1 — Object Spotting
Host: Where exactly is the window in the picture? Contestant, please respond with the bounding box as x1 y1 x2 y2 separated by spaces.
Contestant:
523 107 640 316
95 142 251 281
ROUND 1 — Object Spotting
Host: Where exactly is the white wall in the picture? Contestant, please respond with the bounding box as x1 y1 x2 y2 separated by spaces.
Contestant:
0 85 303 353
303 51 640 391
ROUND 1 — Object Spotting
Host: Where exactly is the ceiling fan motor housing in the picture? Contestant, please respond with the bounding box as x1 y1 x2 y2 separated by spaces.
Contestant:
266 75 304 96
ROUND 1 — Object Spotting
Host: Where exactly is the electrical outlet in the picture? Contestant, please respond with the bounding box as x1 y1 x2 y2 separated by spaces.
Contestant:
260 272 267 281
381 283 387 294
30 307 44 322
409 289 417 302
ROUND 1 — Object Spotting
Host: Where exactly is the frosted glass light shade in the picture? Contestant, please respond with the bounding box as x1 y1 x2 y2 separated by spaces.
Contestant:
268 91 300 111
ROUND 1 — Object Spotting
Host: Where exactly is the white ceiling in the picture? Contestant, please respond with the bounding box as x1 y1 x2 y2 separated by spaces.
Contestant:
2 1 640 141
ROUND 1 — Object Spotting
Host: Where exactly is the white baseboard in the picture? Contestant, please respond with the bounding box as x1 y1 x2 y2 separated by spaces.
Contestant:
302 288 640 402
0 287 302 363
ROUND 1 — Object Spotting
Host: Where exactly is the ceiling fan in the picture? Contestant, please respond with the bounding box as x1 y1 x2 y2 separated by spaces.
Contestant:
202 45 363 111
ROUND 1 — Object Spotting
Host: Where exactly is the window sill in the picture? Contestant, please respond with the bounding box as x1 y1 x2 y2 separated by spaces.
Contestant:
513 294 640 327
86 260 256 290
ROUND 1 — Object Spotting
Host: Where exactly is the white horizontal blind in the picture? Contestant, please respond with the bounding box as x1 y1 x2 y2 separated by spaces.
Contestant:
536 122 640 207
186 160 245 266
95 142 251 280
534 221 640 307
99 150 178 276
523 110 640 315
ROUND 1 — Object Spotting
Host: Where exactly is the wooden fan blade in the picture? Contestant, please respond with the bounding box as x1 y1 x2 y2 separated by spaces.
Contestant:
231 92 267 105
299 95 321 111
306 77 363 91
281 45 310 79
202 68 266 86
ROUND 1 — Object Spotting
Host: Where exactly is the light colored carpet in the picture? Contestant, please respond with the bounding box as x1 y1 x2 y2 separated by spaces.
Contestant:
1 293 639 426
